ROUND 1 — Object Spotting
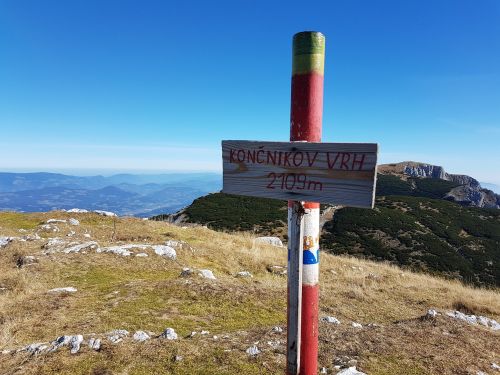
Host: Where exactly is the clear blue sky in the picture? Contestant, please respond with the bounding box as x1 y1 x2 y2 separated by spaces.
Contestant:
1 0 499 183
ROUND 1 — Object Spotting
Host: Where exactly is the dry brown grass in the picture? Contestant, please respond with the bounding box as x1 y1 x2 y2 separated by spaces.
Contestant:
0 211 499 374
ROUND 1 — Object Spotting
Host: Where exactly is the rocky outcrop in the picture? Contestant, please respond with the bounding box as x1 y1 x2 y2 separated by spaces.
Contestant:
445 185 500 209
380 161 500 209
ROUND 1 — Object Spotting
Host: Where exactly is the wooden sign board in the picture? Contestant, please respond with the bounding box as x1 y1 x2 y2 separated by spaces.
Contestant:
222 140 378 208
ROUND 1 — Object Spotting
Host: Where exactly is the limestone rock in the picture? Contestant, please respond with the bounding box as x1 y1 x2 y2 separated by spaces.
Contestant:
133 331 150 342
198 269 216 280
336 367 367 375
94 210 117 217
322 316 341 325
88 338 101 351
266 265 287 276
159 328 178 340
40 224 60 232
153 245 176 259
446 310 500 331
425 309 438 319
246 345 261 356
49 335 72 352
255 236 284 247
107 329 129 344
180 267 194 277
46 219 67 224
48 287 77 293
42 237 68 252
0 237 14 248
69 218 80 226
69 335 84 354
22 342 48 355
236 271 253 278
64 241 99 254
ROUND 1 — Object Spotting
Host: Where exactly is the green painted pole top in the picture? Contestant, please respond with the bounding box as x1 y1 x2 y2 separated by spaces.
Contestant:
293 31 325 56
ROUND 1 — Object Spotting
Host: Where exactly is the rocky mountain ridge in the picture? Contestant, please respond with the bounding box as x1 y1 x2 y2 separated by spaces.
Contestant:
379 161 500 209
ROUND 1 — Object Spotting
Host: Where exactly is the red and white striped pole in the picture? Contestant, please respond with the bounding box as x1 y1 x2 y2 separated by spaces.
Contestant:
287 31 325 375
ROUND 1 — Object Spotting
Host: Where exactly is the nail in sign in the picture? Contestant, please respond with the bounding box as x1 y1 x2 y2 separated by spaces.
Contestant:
222 140 378 208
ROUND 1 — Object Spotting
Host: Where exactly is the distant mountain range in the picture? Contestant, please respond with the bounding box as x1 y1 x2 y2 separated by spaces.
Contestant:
0 172 222 217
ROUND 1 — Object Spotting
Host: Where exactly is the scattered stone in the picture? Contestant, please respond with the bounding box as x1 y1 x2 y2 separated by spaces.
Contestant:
40 224 60 232
198 269 216 280
267 340 281 349
48 335 71 352
236 271 253 278
446 310 500 331
159 328 178 340
46 219 67 224
22 342 48 355
174 355 183 362
107 329 129 344
64 241 99 254
266 265 287 276
94 210 117 217
84 233 91 238
322 316 341 325
165 240 181 247
336 367 366 375
255 236 283 247
69 335 84 354
351 322 363 328
17 255 37 268
0 236 14 247
23 233 41 241
67 208 89 213
153 245 177 259
189 331 197 338
133 331 150 342
320 368 328 374
200 330 210 335
69 218 80 226
180 267 194 277
42 237 68 252
88 338 101 351
246 345 261 356
1 349 11 355
477 372 487 375
136 252 148 257
98 244 139 256
48 287 77 294
272 326 283 333
67 231 76 237
492 362 500 370
423 309 438 320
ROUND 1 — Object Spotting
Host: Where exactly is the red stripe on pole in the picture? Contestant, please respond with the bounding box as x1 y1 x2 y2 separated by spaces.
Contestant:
290 72 324 143
300 284 320 374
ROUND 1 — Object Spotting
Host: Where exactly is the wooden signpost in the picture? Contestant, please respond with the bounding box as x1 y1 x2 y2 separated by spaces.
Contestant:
221 31 378 375
222 140 378 208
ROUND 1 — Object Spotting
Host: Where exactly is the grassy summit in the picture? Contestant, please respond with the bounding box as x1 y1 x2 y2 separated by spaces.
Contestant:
0 211 499 374
151 175 500 286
